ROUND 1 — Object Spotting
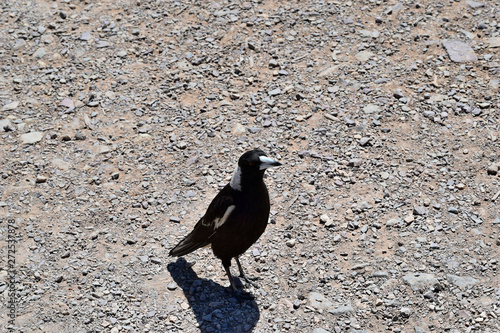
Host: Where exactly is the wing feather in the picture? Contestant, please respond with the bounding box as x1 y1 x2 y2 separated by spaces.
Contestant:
169 184 235 257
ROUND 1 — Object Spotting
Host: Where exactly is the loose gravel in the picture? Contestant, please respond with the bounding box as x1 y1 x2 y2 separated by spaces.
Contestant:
0 0 499 332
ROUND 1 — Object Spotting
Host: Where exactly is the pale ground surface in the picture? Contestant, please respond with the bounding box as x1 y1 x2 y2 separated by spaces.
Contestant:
0 0 499 332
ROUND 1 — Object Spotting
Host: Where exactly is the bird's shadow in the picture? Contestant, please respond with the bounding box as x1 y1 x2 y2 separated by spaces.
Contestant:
167 258 260 333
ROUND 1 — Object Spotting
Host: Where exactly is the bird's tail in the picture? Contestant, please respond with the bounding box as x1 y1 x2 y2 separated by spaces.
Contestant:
169 231 210 257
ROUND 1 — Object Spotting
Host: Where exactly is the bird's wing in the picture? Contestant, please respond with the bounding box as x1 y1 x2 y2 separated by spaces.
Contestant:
169 185 235 257
201 188 235 230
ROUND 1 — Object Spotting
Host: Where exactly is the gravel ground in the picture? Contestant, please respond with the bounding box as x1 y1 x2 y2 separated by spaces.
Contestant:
1 0 499 332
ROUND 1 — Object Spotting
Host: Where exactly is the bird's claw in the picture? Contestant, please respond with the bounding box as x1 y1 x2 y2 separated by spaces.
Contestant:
240 275 259 288
234 289 255 301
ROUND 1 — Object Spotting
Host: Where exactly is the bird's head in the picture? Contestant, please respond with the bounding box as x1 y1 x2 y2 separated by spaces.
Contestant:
238 149 282 173
230 149 281 191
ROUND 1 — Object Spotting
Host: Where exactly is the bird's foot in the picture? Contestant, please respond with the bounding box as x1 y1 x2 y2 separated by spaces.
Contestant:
224 277 255 301
235 257 259 288
233 289 255 301
239 274 259 288
226 283 254 301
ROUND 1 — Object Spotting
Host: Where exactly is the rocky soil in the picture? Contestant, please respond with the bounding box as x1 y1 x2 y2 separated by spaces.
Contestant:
0 0 499 332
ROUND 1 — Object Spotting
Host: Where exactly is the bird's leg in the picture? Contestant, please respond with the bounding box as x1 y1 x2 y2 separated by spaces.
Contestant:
222 261 238 293
222 260 254 300
235 257 259 288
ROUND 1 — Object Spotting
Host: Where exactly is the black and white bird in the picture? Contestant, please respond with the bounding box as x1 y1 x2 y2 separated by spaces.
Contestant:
169 149 281 293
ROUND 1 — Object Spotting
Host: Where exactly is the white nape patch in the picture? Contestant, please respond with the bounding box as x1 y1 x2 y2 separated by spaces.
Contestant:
230 166 242 191
259 156 279 170
214 205 236 229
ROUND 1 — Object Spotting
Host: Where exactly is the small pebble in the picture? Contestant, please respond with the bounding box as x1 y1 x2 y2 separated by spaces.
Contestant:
413 206 426 215
36 175 47 183
487 164 498 175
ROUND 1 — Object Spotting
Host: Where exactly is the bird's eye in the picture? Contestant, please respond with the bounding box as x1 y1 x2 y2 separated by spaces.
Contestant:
248 161 256 166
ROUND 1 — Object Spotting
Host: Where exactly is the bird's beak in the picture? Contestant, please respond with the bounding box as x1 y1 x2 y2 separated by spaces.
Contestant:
259 156 282 170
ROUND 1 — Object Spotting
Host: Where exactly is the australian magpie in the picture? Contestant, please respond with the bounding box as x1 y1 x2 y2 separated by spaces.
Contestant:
169 148 281 293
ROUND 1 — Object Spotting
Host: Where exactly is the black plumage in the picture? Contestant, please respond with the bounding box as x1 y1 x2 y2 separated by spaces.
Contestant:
169 149 281 292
